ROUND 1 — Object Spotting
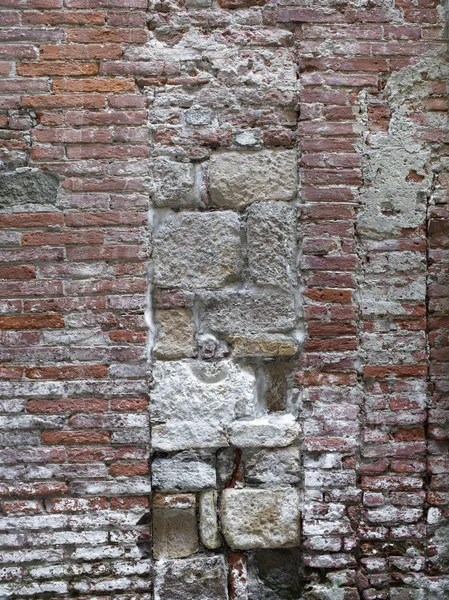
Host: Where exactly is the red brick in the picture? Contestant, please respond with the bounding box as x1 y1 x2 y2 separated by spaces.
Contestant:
0 315 64 329
42 431 111 445
25 365 108 380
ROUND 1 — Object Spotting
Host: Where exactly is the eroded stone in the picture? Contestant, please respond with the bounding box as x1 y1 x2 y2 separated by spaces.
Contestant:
153 211 241 290
232 335 298 359
199 490 222 549
247 202 296 288
229 414 300 448
151 359 256 451
221 488 300 549
153 310 196 360
244 446 300 485
152 452 216 492
0 169 59 210
209 150 297 210
152 157 200 208
154 556 228 600
200 291 296 338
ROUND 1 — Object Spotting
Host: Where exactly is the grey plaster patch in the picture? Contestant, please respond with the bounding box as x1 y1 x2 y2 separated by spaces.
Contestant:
151 359 256 451
221 487 300 550
152 452 216 492
153 211 241 290
0 169 59 210
200 291 297 338
154 555 228 600
247 202 296 288
209 150 297 211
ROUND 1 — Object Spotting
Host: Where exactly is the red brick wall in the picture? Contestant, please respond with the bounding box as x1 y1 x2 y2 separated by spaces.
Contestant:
0 0 448 597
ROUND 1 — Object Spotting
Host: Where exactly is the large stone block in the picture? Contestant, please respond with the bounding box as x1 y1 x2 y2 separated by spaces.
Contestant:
153 310 196 360
151 360 256 451
152 452 216 492
152 157 200 208
0 169 59 210
154 556 228 600
209 149 297 210
153 505 199 560
200 291 296 338
221 488 300 550
247 201 296 288
153 212 241 290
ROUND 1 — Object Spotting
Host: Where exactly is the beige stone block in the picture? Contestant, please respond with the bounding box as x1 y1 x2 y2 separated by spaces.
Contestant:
152 505 199 560
221 487 300 550
153 309 196 360
232 335 298 358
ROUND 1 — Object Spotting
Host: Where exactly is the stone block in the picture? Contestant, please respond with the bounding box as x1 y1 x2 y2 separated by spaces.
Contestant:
251 548 303 599
0 169 59 210
153 310 196 360
154 556 228 600
200 291 296 338
247 201 296 288
153 212 241 290
199 490 222 549
232 335 298 358
209 149 297 210
243 446 300 485
221 488 300 550
152 157 200 208
264 361 293 412
229 414 300 448
152 505 199 560
152 452 216 492
151 360 256 451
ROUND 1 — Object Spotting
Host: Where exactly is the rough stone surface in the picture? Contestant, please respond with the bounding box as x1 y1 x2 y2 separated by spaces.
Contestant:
209 150 297 210
154 556 228 600
151 360 256 451
153 212 241 289
0 169 59 209
247 202 296 288
229 414 300 448
199 490 222 550
244 446 301 485
221 488 301 549
152 157 200 208
200 291 297 338
152 453 216 492
152 506 199 560
153 310 196 360
232 336 298 358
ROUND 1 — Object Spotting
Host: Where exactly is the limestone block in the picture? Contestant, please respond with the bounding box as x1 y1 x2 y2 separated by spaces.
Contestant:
152 157 199 208
209 149 297 210
247 201 296 288
243 446 301 485
153 310 196 360
199 490 222 549
200 291 296 338
151 360 256 451
0 169 59 210
152 452 216 492
153 211 241 290
228 414 299 448
221 488 300 550
232 335 298 358
152 506 199 560
154 556 228 600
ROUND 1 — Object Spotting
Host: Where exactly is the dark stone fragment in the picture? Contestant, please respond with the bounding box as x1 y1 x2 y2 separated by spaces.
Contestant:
0 169 59 209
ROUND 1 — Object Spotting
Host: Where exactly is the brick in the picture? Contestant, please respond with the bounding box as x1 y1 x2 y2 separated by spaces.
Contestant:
17 61 99 77
42 431 111 445
0 315 63 330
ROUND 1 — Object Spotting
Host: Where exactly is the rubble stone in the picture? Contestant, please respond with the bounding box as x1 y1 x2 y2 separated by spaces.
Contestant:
199 490 222 549
154 556 228 600
153 310 196 360
152 453 216 492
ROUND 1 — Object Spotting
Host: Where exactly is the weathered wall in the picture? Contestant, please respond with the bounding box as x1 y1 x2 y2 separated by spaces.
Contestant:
0 0 448 598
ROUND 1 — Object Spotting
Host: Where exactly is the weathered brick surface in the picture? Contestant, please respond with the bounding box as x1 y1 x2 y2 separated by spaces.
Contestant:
0 0 448 597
